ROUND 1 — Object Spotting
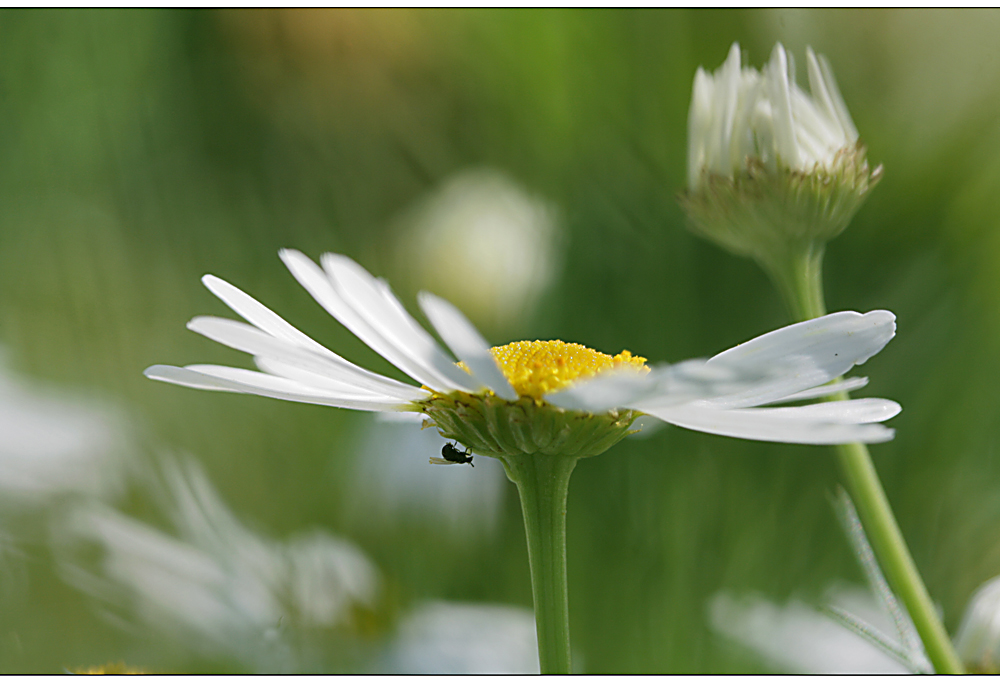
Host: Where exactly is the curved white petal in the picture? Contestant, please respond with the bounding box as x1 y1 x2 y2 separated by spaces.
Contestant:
321 253 482 392
645 402 896 445
187 316 428 402
544 370 655 413
548 356 791 414
280 249 476 394
252 356 426 401
546 359 765 413
703 310 895 409
187 363 377 399
688 67 714 188
627 360 778 410
201 275 337 359
417 292 518 401
767 43 799 168
807 47 858 141
726 398 901 424
763 376 869 405
717 42 743 174
144 364 409 412
689 43 859 181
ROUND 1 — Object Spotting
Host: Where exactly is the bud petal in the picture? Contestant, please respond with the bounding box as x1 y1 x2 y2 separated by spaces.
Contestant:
682 43 881 272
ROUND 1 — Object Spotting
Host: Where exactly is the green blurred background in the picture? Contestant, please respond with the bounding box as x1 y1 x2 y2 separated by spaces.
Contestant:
2 8 1000 673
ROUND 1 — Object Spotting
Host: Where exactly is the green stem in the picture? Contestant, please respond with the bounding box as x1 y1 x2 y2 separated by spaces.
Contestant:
502 453 578 674
777 248 964 674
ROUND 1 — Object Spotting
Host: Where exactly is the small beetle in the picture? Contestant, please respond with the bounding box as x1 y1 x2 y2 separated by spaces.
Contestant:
430 442 474 467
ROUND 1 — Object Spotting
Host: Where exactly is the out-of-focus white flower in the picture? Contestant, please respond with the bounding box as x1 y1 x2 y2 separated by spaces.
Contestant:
955 574 1000 672
54 458 380 672
145 250 901 452
347 413 507 537
682 43 881 286
0 349 127 506
391 169 560 333
379 601 539 674
709 585 920 674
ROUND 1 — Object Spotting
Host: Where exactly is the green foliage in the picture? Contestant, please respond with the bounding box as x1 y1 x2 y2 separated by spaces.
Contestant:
2 8 1000 673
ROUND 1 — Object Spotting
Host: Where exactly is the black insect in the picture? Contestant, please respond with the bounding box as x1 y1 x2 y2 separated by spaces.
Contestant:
430 442 474 467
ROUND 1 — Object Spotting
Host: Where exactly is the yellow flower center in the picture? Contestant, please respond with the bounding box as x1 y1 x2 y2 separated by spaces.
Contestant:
487 340 647 400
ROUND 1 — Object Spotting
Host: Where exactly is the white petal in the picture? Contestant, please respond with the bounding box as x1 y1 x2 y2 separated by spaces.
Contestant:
808 47 858 141
546 359 776 413
144 364 408 412
280 249 476 394
201 275 337 359
645 403 896 445
703 311 895 409
187 316 428 402
417 292 518 401
688 67 714 188
767 43 799 168
281 249 440 389
321 253 482 392
730 71 764 168
716 42 743 174
544 370 655 413
546 360 710 412
741 398 901 424
764 377 869 404
187 363 361 397
790 87 845 161
252 356 424 401
628 360 777 410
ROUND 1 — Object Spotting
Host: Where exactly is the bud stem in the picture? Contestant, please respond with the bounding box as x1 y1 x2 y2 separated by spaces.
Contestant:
781 250 964 674
501 453 578 674
768 244 828 326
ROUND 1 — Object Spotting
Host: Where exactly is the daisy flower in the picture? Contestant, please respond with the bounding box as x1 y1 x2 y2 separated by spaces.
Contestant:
145 249 898 454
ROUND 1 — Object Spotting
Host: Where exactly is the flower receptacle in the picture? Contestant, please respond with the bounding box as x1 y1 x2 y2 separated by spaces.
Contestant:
419 391 642 459
681 144 881 273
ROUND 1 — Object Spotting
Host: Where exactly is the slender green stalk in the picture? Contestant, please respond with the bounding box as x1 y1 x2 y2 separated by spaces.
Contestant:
777 248 964 674
501 453 578 674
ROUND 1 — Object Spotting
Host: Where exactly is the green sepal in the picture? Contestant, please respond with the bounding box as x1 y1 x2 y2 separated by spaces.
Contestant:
680 143 881 273
418 391 642 458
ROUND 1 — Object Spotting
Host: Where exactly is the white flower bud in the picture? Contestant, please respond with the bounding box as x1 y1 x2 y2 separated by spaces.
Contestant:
682 43 881 285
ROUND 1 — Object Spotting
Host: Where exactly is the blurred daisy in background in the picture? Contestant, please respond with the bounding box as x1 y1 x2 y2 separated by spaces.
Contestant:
346 412 507 538
709 585 917 674
0 349 128 509
390 168 561 335
378 601 539 674
53 458 381 673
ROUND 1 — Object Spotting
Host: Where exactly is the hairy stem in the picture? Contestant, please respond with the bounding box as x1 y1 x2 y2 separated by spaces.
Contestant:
777 247 963 674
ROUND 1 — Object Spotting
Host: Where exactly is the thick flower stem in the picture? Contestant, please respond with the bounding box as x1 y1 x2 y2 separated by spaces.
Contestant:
501 453 578 674
777 248 964 674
